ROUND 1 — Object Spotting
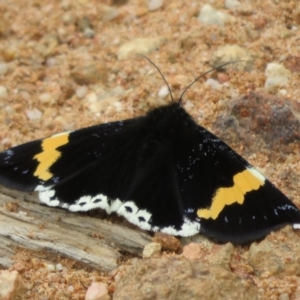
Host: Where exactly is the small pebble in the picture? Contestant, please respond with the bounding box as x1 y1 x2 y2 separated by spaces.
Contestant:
62 12 75 25
26 108 42 121
265 63 291 87
76 86 88 98
143 242 161 258
0 86 8 98
44 263 56 272
198 4 229 26
0 270 26 299
225 0 241 10
148 0 164 11
5 105 14 115
46 57 58 67
278 293 290 300
182 243 203 261
0 63 8 75
85 282 110 300
86 92 98 103
83 28 95 39
206 78 221 90
158 85 169 98
100 5 119 22
56 263 63 271
68 285 74 292
39 93 55 104
278 89 287 96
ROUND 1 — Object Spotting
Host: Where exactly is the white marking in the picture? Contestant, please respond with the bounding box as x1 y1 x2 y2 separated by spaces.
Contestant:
51 131 72 137
293 224 300 229
69 194 110 212
108 198 123 214
39 189 59 207
248 167 266 183
161 217 200 237
5 149 14 156
35 184 51 192
61 203 69 209
117 201 153 231
36 188 201 237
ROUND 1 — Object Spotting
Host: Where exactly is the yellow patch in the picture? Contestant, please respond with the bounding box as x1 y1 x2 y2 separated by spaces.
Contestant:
197 168 265 220
34 133 69 181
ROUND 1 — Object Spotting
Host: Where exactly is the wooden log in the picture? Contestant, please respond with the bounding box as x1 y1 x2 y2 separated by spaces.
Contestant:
0 185 152 271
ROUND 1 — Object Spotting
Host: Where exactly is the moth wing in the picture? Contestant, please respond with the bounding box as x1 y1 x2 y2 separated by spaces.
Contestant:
35 129 201 234
0 118 140 192
180 125 300 243
0 115 199 235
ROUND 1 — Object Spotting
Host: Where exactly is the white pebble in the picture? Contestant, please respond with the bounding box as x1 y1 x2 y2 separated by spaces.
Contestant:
86 92 98 102
0 86 8 98
278 89 287 96
265 63 291 87
39 93 54 104
76 86 88 98
68 285 74 292
225 0 241 10
26 108 42 120
0 63 8 75
45 263 56 272
56 263 63 271
113 101 123 112
46 57 58 67
198 4 229 26
5 106 14 115
185 100 194 109
148 0 164 11
206 78 221 90
158 85 169 98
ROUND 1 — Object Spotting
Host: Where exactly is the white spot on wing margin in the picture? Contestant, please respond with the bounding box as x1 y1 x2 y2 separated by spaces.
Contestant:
248 167 266 183
36 186 201 237
160 216 200 237
117 201 152 231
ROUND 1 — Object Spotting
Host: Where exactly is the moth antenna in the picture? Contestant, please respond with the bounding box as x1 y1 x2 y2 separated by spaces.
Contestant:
178 60 244 105
138 54 174 102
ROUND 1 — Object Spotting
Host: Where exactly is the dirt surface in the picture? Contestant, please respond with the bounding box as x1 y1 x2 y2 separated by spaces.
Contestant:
1 0 300 299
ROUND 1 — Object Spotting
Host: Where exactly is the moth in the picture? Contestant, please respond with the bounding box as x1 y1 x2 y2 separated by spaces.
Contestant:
1 61 300 244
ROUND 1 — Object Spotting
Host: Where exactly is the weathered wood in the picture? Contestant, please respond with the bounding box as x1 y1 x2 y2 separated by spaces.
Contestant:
0 185 152 271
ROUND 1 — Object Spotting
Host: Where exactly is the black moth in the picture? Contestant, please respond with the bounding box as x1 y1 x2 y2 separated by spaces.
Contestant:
0 60 300 244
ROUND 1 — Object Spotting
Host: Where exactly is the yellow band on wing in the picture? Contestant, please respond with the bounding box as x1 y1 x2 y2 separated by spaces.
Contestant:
34 133 69 181
197 168 265 220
